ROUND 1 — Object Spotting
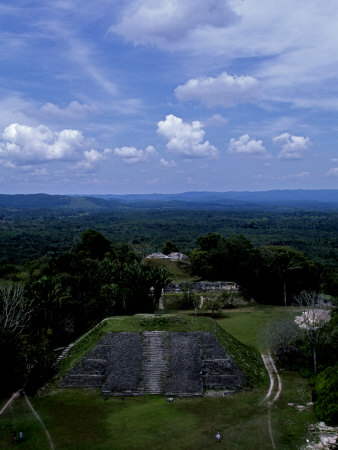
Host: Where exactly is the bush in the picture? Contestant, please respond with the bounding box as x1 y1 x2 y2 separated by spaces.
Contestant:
265 319 306 369
315 365 338 425
163 293 193 310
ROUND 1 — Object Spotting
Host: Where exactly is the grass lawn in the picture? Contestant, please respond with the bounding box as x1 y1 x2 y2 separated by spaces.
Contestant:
0 379 314 450
216 305 301 352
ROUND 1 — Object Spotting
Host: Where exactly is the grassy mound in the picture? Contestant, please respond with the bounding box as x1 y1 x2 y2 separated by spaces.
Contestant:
142 258 198 282
58 314 266 389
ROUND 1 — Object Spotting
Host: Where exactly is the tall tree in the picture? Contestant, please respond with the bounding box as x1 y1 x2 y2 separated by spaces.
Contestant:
293 291 331 374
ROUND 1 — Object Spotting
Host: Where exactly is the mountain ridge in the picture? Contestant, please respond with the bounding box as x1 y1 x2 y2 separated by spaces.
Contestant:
0 190 337 210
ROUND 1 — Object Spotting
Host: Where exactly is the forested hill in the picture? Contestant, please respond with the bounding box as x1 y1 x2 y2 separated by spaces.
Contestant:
0 194 122 210
1 190 338 210
91 189 338 209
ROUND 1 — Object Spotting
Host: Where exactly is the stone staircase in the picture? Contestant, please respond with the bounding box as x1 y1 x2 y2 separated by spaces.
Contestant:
140 331 170 394
199 332 244 391
60 342 110 388
61 331 244 395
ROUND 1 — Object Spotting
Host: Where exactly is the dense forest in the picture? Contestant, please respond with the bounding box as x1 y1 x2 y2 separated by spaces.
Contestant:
2 207 338 268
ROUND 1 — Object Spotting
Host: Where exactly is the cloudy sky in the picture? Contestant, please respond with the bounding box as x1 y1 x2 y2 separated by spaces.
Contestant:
1 0 338 194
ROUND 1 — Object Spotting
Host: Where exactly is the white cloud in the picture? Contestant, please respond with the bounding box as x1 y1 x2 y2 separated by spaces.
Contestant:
157 114 218 159
109 0 238 48
175 72 260 107
75 148 111 171
25 167 49 177
207 114 228 126
327 168 338 177
279 171 310 180
0 123 85 165
228 134 269 157
160 158 177 168
114 145 156 164
110 0 338 110
331 158 338 163
0 95 36 129
273 133 311 160
40 101 96 119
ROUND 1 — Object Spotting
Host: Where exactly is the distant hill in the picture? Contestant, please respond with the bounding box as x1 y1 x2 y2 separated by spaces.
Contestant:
0 193 122 210
92 189 338 204
0 190 338 210
88 190 338 209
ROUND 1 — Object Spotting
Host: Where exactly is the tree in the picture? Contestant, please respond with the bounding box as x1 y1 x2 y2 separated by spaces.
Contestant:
265 319 305 368
181 282 199 315
0 281 31 333
293 291 331 374
162 241 179 255
147 265 173 309
260 246 318 305
203 295 224 318
73 229 111 260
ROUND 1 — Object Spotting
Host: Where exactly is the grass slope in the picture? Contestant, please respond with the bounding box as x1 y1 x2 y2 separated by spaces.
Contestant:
142 258 197 282
58 314 266 389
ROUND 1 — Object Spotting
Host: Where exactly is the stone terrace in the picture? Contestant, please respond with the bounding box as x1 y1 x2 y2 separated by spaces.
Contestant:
61 331 244 396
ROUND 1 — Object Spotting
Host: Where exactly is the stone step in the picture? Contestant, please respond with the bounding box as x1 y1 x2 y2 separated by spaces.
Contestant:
139 331 170 395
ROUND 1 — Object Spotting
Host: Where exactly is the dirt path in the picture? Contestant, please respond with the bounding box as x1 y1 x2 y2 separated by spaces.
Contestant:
261 353 282 405
24 393 55 450
261 353 283 449
0 390 21 416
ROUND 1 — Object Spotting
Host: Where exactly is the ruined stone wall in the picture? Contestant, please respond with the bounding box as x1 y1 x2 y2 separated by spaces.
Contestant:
164 281 238 293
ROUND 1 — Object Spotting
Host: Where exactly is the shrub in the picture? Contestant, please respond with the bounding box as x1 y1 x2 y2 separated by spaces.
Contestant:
315 365 338 425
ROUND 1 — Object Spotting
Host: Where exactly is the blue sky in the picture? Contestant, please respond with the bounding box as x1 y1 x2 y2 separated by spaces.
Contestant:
1 0 338 194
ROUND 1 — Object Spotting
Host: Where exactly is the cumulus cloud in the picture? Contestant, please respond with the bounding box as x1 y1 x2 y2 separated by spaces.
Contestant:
0 123 85 166
157 114 218 159
114 145 156 164
75 148 111 171
273 133 311 160
160 158 177 168
40 101 96 119
109 0 238 47
175 72 260 107
228 134 269 157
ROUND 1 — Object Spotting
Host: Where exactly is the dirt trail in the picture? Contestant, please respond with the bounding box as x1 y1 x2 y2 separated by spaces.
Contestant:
24 393 55 450
261 353 282 449
0 390 21 416
261 353 282 405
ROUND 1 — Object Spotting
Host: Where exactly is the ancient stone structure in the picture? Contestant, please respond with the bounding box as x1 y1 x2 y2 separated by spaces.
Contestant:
164 281 239 293
145 252 188 261
61 331 244 396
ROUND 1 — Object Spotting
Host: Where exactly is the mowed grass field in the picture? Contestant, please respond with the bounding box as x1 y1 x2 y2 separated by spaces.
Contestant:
216 305 302 352
0 306 315 449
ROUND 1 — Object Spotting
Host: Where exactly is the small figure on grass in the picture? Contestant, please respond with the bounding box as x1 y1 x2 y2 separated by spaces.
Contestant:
12 431 17 443
19 431 23 441
216 432 221 444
